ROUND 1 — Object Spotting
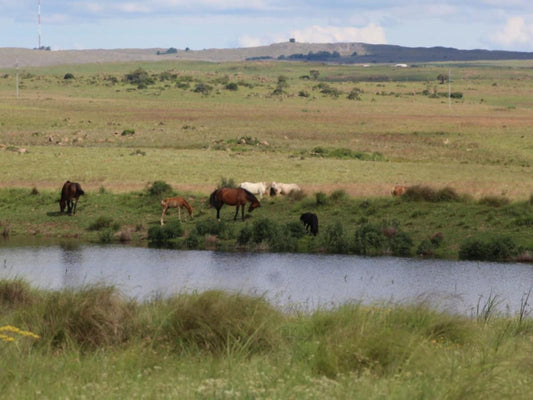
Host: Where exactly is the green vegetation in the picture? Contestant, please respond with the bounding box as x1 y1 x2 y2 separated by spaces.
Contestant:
0 183 530 261
1 281 533 399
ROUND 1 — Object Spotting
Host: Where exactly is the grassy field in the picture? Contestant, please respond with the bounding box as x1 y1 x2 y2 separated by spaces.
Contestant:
0 60 532 198
0 59 531 260
2 282 533 399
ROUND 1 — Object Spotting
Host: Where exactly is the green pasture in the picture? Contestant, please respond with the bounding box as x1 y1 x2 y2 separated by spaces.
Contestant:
0 59 531 248
0 184 531 261
2 283 533 399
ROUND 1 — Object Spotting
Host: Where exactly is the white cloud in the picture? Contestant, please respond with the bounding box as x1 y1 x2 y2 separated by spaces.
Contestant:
290 24 387 44
490 17 533 48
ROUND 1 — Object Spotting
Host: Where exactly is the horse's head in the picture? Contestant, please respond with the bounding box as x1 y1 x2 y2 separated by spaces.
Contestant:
248 200 261 212
59 198 66 212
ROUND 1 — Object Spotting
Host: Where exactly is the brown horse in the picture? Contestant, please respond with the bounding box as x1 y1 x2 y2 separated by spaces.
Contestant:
209 187 260 221
59 181 84 214
160 196 193 225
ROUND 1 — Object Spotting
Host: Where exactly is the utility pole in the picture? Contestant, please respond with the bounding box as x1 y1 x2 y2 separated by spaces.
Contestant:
16 58 19 100
38 0 42 49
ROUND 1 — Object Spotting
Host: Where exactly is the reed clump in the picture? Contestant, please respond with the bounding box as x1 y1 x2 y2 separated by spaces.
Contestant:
159 290 284 356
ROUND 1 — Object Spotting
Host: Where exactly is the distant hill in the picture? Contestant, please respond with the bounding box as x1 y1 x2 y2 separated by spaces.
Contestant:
1 42 532 69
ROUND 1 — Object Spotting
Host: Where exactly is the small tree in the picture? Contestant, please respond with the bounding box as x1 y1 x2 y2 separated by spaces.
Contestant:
437 73 448 84
309 70 320 80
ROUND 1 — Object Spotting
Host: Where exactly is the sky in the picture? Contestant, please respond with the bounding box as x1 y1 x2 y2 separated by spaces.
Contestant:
1 1 533 52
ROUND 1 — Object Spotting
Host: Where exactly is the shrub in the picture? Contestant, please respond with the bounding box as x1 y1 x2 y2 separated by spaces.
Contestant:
160 290 282 355
224 82 238 91
148 221 184 246
121 128 135 136
478 195 510 207
316 192 328 206
252 218 278 244
63 73 75 80
217 176 236 189
389 231 413 257
322 222 350 253
354 223 385 256
147 180 172 196
195 219 235 240
404 185 461 202
88 216 115 231
0 279 35 307
193 83 213 95
286 220 306 239
459 236 519 261
329 189 349 202
124 68 155 88
40 286 133 350
237 224 253 245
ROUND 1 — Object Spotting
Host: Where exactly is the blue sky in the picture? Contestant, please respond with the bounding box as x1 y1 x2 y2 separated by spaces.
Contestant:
1 1 532 52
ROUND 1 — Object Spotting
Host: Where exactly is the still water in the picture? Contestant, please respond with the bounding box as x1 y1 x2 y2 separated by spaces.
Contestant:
1 242 532 315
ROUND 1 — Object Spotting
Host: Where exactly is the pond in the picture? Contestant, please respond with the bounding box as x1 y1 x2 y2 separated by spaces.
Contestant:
1 241 532 316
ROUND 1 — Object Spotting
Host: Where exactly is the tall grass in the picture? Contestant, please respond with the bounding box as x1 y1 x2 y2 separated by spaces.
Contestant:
2 281 533 399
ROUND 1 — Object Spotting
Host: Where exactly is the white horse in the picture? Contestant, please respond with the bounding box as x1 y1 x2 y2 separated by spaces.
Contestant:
239 181 267 199
270 182 301 196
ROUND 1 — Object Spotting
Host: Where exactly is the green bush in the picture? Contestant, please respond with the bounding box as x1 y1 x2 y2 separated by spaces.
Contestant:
88 216 115 231
237 224 253 245
193 83 213 95
478 195 510 207
147 221 184 245
459 236 519 261
147 180 172 196
39 286 133 350
124 68 155 88
316 192 328 206
322 222 349 253
354 223 385 256
404 185 461 202
252 218 278 244
389 231 413 257
224 82 238 91
160 290 282 355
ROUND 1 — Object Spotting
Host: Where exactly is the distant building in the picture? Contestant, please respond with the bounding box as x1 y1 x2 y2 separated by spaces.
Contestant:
289 38 296 43
395 63 408 68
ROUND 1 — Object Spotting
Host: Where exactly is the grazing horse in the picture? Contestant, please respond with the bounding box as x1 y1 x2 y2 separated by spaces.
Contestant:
239 181 267 199
209 187 260 221
59 181 84 214
392 185 407 196
270 182 301 196
300 212 318 236
160 196 193 225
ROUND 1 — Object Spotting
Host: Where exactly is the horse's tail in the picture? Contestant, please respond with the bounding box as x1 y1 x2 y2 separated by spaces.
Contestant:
209 189 220 208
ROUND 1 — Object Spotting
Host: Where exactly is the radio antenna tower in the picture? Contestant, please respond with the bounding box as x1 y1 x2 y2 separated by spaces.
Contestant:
38 0 42 49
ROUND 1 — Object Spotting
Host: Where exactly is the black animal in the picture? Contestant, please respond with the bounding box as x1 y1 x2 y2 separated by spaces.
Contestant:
59 181 84 214
300 212 318 236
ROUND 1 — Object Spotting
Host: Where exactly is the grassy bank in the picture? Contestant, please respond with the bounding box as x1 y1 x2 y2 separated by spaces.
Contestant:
1 281 533 399
1 183 531 261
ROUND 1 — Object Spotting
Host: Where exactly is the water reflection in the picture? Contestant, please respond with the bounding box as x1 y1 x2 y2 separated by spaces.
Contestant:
1 243 532 315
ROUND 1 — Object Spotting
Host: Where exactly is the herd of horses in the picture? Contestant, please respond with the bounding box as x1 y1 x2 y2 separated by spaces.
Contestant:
59 179 410 237
58 180 318 236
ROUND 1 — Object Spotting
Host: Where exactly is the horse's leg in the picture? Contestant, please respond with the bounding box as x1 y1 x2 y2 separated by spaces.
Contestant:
234 205 240 221
160 205 168 225
178 206 182 222
216 206 221 221
72 197 78 214
67 199 73 214
241 204 245 221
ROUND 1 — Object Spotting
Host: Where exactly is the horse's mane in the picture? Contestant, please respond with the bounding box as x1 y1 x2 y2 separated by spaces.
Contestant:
241 188 259 203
